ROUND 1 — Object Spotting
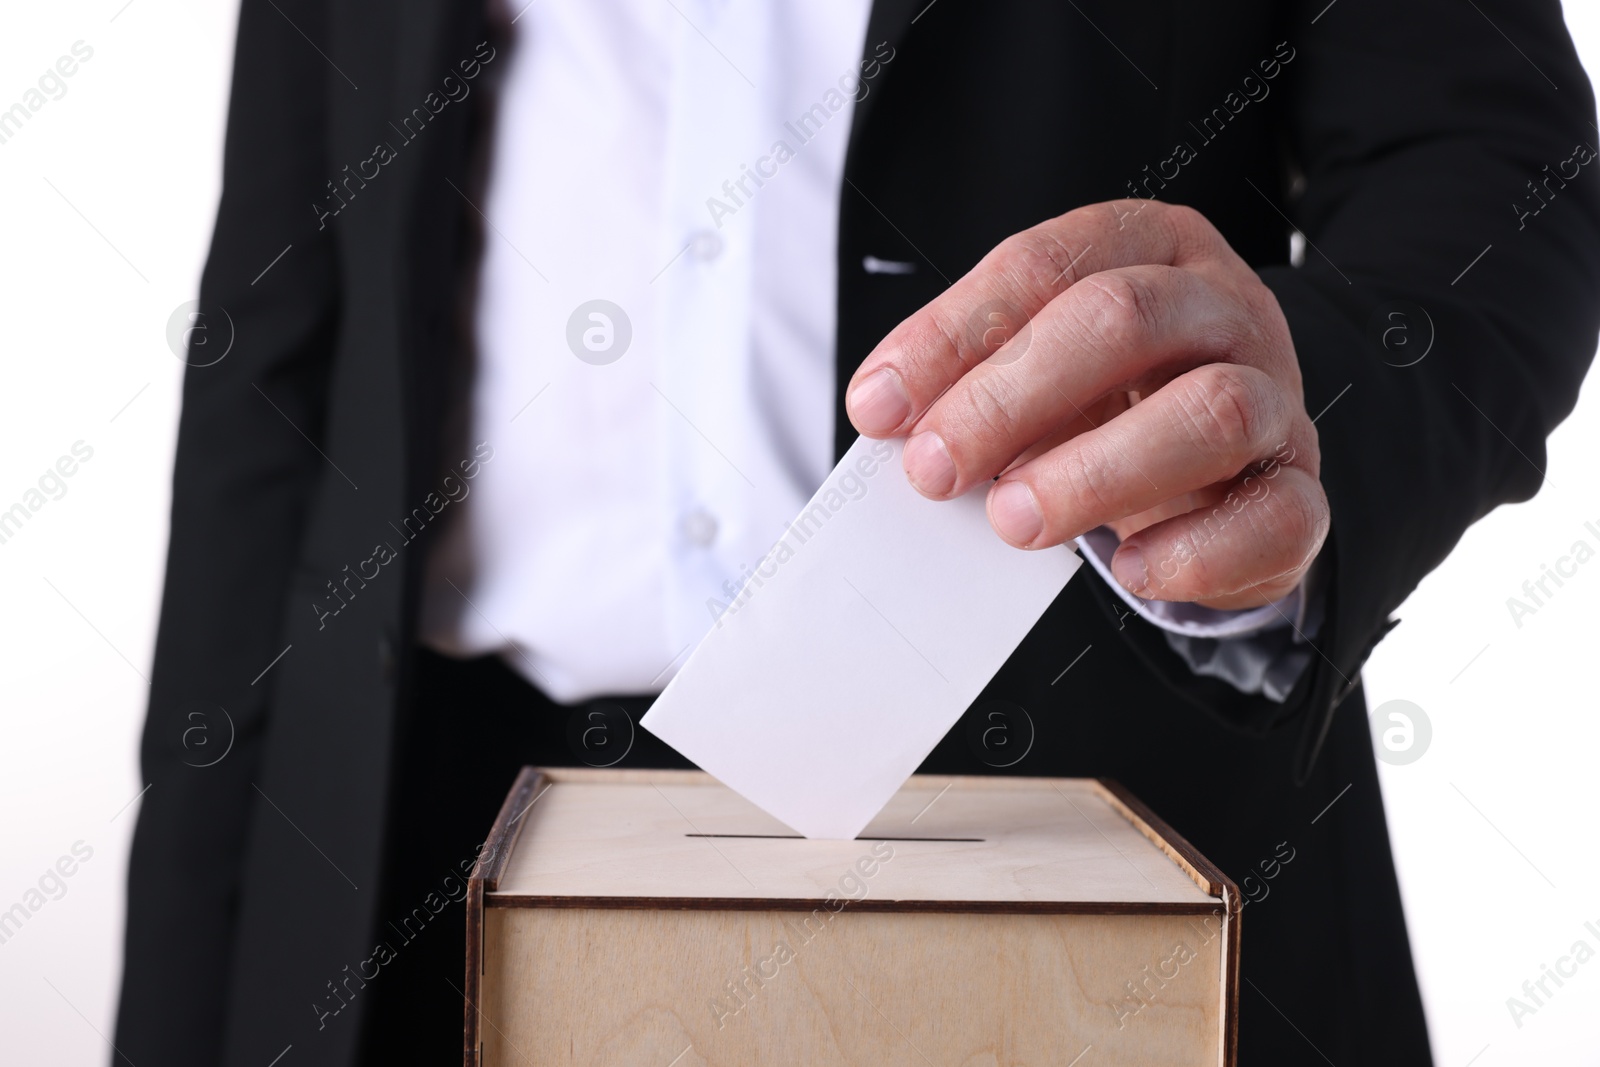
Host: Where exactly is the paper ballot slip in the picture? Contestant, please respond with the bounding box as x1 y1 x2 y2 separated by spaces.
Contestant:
640 435 1080 839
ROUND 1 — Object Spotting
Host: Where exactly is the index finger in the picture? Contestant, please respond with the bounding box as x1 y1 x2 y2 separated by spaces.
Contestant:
844 200 1219 437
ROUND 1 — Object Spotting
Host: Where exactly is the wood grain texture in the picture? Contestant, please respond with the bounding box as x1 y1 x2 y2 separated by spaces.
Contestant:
465 766 546 1067
480 906 1229 1067
491 770 1213 907
1095 779 1242 1065
468 769 1238 1066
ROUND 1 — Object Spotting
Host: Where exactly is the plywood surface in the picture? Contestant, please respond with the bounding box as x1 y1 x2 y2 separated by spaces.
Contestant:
479 906 1227 1067
490 770 1213 907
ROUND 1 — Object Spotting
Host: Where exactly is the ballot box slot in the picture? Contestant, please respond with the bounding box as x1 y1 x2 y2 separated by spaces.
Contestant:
684 833 985 842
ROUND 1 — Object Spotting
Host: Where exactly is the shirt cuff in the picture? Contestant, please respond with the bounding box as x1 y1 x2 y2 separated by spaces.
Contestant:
1075 526 1326 703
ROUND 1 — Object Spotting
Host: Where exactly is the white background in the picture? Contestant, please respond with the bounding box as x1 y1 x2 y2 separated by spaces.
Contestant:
0 2 1596 1063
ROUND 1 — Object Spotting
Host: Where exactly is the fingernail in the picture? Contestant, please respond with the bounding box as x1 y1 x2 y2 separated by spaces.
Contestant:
989 481 1043 546
1112 544 1149 597
848 368 911 434
903 431 957 496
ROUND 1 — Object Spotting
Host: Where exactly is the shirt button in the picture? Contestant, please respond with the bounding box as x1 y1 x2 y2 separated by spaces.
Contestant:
687 229 724 261
681 508 719 547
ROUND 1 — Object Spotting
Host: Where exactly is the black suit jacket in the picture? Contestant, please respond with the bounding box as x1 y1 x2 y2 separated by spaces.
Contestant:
118 0 1598 1064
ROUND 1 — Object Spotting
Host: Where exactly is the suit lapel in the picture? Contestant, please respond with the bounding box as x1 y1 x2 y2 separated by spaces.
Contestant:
846 0 920 166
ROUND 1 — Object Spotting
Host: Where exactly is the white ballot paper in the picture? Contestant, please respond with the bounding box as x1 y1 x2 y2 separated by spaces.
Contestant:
641 435 1081 839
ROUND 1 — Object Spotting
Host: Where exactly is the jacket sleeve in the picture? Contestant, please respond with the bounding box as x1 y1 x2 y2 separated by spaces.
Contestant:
115 0 341 1058
1090 0 1600 781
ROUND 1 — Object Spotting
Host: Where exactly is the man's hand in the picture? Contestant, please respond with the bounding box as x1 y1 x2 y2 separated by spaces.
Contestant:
845 200 1329 612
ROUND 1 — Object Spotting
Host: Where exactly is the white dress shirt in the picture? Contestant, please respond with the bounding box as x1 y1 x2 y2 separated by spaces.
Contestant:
418 0 1312 703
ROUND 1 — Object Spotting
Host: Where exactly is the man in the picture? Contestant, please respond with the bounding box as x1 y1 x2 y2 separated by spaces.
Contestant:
117 0 1598 1064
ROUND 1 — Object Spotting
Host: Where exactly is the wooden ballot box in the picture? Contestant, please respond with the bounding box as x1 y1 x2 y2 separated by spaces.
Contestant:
464 768 1240 1067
